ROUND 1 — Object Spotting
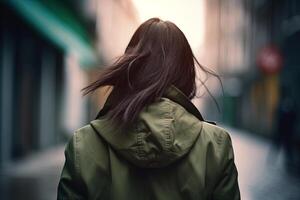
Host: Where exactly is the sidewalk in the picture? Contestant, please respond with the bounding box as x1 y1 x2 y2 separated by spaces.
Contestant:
228 126 300 200
0 145 65 200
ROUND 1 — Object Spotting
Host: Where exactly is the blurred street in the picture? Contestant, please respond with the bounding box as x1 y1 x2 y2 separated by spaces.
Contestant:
0 146 65 200
1 0 300 199
0 127 299 200
229 127 300 200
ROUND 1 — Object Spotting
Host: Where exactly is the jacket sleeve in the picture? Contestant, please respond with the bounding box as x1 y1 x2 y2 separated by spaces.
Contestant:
57 133 87 200
212 132 240 200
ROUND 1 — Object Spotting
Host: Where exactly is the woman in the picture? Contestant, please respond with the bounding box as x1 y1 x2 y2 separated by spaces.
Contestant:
57 18 240 200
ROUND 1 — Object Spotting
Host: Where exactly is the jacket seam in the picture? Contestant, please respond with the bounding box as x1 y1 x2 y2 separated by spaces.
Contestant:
73 131 88 198
136 133 146 159
212 132 232 191
74 132 81 179
163 100 174 150
89 123 112 198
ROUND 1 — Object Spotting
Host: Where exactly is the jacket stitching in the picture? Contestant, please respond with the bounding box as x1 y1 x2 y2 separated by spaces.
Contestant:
136 132 146 159
74 132 81 177
164 101 174 150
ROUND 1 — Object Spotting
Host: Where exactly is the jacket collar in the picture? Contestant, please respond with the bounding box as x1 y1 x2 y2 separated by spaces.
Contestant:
163 85 204 121
95 84 204 122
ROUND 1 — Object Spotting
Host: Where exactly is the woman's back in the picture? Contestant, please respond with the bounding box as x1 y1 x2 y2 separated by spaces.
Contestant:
57 85 240 199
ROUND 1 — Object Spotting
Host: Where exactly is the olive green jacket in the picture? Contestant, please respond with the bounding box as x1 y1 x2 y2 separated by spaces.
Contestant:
57 85 240 200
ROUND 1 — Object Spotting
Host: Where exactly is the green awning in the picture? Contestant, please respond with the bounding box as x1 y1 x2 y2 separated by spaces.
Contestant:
7 0 98 68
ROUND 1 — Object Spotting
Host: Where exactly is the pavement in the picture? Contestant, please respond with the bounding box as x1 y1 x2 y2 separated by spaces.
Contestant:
0 145 65 200
0 126 300 200
228 127 300 200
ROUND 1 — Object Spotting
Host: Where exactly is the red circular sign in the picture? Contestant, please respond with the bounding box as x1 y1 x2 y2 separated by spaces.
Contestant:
257 45 283 74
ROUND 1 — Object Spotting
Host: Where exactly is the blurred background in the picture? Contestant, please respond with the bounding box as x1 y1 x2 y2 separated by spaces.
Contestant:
0 0 300 199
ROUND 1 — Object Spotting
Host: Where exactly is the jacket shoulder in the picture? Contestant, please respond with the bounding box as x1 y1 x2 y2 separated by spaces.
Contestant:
200 122 233 147
196 122 235 173
71 124 110 172
59 125 110 199
194 122 237 193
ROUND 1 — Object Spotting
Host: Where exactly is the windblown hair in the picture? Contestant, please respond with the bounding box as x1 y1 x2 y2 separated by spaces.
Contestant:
82 18 220 127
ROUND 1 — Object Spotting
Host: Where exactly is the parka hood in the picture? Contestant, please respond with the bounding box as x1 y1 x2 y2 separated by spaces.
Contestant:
90 85 203 168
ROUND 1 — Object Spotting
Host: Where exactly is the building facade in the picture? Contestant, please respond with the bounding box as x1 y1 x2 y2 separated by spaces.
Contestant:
0 0 98 168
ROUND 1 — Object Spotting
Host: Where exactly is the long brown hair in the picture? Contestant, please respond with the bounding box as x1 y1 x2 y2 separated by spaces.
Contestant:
82 18 220 126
